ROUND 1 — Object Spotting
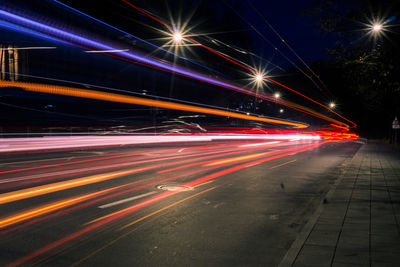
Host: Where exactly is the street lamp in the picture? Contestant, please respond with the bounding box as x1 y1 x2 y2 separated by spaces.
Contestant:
173 31 183 43
329 102 335 108
255 74 263 82
274 92 280 99
372 23 383 32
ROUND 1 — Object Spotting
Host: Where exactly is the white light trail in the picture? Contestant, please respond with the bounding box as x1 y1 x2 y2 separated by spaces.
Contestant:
239 141 280 147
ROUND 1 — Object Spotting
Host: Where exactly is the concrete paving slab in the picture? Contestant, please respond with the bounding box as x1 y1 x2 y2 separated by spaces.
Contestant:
282 142 400 267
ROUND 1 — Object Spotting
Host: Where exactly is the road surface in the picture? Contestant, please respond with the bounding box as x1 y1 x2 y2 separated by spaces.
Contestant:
0 138 361 266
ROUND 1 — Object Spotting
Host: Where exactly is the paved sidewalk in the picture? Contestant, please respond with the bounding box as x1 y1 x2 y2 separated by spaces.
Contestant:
281 141 400 267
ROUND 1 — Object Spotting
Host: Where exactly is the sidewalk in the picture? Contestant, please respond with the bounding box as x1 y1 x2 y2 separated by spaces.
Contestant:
280 141 400 267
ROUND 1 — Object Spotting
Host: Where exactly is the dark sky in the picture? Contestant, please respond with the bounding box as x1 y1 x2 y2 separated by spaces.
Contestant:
243 0 335 66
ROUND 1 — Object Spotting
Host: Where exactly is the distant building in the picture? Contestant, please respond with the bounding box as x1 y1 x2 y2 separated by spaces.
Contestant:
0 45 27 81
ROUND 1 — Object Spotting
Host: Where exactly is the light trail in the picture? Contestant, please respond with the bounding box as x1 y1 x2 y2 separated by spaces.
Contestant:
0 188 114 229
98 191 157 209
239 141 280 147
120 0 357 128
0 10 249 96
0 167 152 205
52 0 222 75
0 46 56 50
0 81 308 128
0 139 289 205
0 8 353 128
205 152 268 166
6 186 217 267
0 152 141 175
3 139 349 266
84 49 129 53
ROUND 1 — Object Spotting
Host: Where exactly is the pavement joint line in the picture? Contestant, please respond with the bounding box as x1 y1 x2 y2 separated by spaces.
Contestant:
379 157 400 236
269 159 297 169
278 143 363 267
329 150 365 267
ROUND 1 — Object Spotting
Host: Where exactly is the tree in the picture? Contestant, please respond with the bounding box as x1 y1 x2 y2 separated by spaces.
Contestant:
306 0 400 137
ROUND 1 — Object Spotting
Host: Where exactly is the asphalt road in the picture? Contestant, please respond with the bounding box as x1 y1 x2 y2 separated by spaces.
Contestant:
0 138 361 266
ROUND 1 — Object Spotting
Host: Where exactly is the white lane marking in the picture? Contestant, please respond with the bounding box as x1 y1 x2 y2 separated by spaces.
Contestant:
99 191 157 209
178 148 186 153
289 138 300 141
239 141 280 147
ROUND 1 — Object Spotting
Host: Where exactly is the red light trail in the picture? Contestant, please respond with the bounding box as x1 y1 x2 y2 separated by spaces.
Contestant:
120 0 356 128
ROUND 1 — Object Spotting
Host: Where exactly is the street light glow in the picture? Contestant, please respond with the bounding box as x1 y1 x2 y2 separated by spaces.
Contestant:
255 74 263 82
274 92 280 99
173 31 183 43
372 24 382 32
329 102 336 108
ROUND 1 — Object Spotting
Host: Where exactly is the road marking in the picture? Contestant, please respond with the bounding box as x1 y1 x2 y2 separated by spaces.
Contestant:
99 192 157 209
239 141 280 147
119 186 218 230
269 159 297 169
71 214 165 267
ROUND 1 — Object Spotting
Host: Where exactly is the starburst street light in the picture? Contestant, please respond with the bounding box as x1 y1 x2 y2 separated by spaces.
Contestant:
251 72 265 89
173 30 183 43
274 92 280 99
247 68 269 90
372 23 383 32
329 102 336 108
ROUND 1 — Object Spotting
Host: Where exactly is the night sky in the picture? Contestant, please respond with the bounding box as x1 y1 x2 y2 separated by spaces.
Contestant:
1 0 398 136
246 0 334 63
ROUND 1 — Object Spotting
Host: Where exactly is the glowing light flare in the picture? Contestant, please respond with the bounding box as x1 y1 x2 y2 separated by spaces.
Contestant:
248 69 268 90
173 31 183 43
0 9 354 129
274 92 281 98
373 24 382 32
119 1 356 128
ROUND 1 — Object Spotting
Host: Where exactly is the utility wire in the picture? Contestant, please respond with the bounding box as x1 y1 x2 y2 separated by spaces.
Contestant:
246 0 334 97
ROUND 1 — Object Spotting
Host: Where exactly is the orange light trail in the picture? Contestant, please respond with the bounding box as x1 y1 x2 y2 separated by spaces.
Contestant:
0 167 152 205
0 189 114 229
121 0 356 128
0 152 140 175
205 152 268 166
0 81 308 129
6 140 336 266
119 186 217 230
